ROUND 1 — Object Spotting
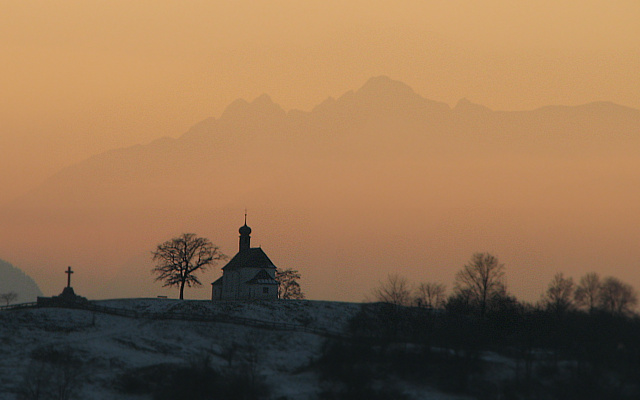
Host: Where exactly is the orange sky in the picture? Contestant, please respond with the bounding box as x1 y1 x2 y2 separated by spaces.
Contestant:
1 1 640 302
1 1 639 203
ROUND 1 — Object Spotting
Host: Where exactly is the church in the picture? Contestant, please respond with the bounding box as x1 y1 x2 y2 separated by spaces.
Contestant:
211 219 278 300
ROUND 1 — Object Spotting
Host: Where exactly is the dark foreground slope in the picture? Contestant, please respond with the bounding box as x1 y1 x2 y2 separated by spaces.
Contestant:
3 299 640 400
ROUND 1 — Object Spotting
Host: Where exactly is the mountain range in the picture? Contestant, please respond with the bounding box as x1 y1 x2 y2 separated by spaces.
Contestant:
10 75 640 211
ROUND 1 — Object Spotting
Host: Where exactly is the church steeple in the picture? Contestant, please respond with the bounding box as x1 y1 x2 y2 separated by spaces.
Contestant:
239 212 251 251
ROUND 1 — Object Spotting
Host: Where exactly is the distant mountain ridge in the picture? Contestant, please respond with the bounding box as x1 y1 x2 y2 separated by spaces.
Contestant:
11 75 639 211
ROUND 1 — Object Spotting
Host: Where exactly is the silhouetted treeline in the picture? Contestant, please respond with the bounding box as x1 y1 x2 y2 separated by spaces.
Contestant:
342 254 640 399
314 300 640 399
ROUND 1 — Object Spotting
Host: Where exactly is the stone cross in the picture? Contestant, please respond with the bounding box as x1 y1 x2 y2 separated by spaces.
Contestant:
65 266 74 288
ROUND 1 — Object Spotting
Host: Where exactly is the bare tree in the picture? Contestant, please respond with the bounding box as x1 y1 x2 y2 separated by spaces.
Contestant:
598 276 638 315
541 273 575 314
151 233 227 300
275 268 305 299
371 274 412 306
0 291 18 306
574 272 601 313
454 252 506 317
413 282 447 309
20 346 83 400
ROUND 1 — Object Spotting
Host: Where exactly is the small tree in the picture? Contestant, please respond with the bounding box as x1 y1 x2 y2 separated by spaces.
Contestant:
454 252 506 318
598 276 638 315
21 346 83 400
414 282 446 309
276 268 304 299
0 292 18 306
541 273 575 314
151 233 227 300
371 274 412 306
574 272 601 313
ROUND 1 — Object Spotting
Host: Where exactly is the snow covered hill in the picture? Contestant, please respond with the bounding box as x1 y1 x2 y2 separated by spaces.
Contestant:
0 299 466 400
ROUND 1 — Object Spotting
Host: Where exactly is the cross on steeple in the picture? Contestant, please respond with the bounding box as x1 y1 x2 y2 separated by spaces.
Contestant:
65 266 74 288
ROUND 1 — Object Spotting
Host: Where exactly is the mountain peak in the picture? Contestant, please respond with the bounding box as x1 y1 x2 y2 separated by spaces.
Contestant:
219 94 286 123
454 98 492 113
252 93 275 106
345 75 449 113
356 75 419 99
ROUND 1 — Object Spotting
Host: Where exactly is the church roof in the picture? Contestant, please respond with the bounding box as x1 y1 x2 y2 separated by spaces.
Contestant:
239 223 252 235
222 247 276 271
246 269 278 285
211 276 223 286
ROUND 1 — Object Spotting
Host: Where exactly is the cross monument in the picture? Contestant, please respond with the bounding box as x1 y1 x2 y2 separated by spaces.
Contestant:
65 266 74 288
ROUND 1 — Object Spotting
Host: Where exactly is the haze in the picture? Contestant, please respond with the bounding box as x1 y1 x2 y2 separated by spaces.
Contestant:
1 1 639 303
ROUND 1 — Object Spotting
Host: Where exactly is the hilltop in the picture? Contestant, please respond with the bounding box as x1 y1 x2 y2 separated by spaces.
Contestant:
4 296 640 399
0 299 466 400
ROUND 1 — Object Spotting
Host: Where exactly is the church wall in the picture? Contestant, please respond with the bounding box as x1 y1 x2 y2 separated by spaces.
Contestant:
249 285 276 299
211 284 222 300
219 267 277 300
238 268 257 298
221 270 240 300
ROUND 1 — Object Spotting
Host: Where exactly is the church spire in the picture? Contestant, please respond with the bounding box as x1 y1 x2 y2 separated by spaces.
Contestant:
239 212 251 251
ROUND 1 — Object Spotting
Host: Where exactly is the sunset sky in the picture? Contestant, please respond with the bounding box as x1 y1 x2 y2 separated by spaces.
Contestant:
2 1 639 202
1 1 639 302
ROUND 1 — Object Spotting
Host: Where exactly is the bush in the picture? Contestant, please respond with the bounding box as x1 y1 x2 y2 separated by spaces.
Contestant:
115 356 270 400
18 346 84 400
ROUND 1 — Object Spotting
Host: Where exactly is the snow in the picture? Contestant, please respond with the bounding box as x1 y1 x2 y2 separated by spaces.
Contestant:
0 299 469 399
